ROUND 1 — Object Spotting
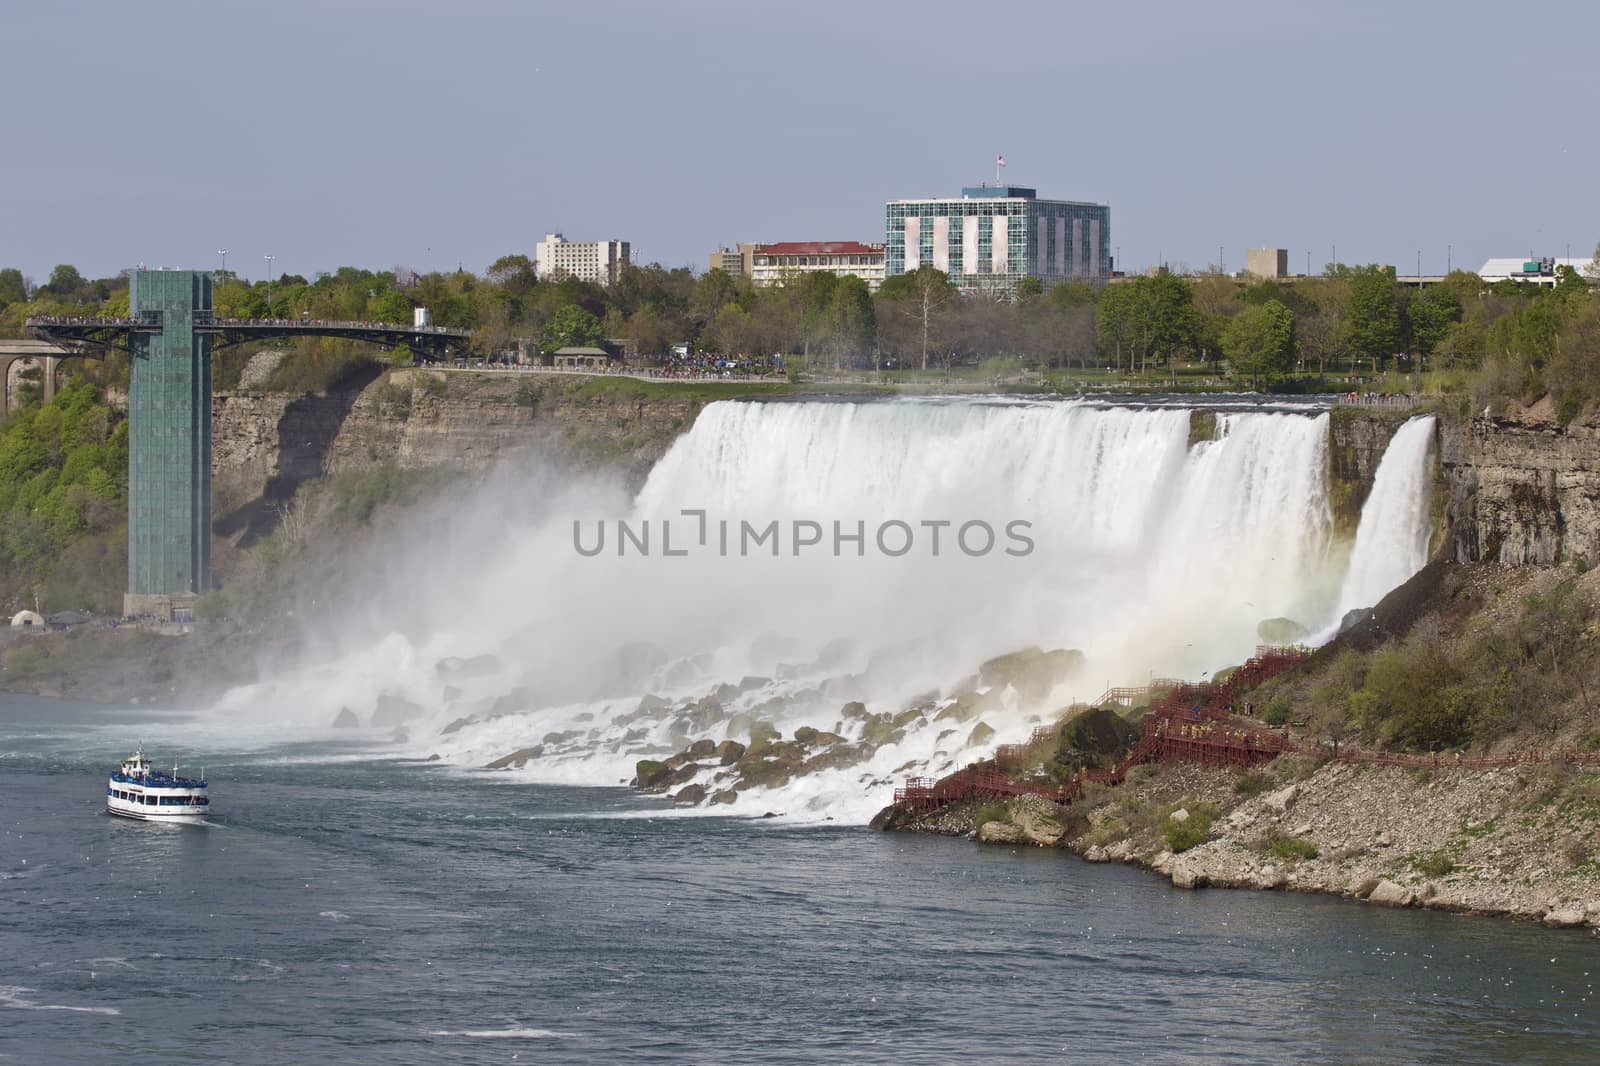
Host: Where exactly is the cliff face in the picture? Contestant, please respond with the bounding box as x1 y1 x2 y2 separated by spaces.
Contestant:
1440 411 1600 566
212 372 705 514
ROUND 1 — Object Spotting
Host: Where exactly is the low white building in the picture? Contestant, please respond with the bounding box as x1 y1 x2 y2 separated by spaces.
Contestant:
749 241 886 291
1477 256 1596 287
535 233 632 287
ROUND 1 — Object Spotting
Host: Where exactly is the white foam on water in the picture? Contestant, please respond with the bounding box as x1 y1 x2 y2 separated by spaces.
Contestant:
0 986 120 1016
428 1028 574 1039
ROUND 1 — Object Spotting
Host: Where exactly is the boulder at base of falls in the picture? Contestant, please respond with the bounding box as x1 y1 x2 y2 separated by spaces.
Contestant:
977 820 1024 845
687 738 718 759
1256 617 1308 645
1052 707 1140 770
633 760 674 790
1338 608 1374 635
1008 797 1066 847
977 647 1086 702
801 743 874 774
967 721 996 746
439 715 476 736
860 715 906 746
486 746 544 770
371 691 425 728
1366 880 1415 907
710 789 738 806
672 784 708 805
715 740 747 765
688 696 726 732
331 707 361 729
936 688 1001 724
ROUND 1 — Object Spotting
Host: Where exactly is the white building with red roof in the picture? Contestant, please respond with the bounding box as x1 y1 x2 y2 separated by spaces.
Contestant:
749 241 887 291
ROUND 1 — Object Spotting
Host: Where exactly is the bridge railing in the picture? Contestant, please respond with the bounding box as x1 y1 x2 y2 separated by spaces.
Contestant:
205 317 470 336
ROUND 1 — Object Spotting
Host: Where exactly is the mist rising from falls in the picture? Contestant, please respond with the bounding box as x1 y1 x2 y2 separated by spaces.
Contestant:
1335 415 1438 619
211 399 1435 823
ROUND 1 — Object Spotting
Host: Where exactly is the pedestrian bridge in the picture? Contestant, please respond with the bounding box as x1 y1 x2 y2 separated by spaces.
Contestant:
24 277 476 619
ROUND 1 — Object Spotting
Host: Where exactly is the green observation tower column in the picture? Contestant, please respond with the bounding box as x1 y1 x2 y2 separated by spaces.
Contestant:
124 270 213 620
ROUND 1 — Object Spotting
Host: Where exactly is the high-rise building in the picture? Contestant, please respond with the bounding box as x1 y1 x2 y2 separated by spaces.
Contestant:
884 185 1110 295
535 233 632 287
748 242 887 291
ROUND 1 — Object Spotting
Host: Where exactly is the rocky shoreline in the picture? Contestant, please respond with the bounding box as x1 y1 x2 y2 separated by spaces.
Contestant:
881 756 1600 933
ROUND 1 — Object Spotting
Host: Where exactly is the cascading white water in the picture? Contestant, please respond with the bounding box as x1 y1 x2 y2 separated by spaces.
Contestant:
210 399 1438 824
1334 415 1438 619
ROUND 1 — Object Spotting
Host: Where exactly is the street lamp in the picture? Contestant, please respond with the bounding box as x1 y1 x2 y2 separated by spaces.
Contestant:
218 249 228 276
264 255 275 314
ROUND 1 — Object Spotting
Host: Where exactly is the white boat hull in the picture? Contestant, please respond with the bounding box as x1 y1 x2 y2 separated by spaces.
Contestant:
106 801 208 823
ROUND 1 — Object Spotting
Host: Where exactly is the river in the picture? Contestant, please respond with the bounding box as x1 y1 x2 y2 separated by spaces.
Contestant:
1 693 1595 1064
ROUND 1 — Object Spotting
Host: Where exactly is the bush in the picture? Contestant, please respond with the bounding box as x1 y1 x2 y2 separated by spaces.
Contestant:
1261 695 1295 726
1161 802 1216 853
1265 833 1319 862
1415 851 1455 877
974 802 1009 831
1233 771 1272 797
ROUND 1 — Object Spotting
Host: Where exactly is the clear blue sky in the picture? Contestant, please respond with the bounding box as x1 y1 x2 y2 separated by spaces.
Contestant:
4 0 1596 283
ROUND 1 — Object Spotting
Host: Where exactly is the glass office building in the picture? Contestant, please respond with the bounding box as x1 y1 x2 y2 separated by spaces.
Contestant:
884 186 1110 295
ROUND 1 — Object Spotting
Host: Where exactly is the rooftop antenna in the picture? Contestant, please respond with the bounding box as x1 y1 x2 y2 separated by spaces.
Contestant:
995 153 1006 185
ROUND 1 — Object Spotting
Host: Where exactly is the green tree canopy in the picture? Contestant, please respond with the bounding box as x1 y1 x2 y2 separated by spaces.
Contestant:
1345 265 1401 371
541 304 604 351
1222 299 1295 386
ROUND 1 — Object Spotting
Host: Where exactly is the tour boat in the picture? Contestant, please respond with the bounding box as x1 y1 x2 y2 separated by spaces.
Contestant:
105 747 210 822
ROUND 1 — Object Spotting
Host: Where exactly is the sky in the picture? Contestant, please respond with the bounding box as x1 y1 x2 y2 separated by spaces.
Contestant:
3 0 1597 284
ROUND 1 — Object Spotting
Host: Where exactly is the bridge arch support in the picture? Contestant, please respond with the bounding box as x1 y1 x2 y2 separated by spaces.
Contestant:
0 352 60 417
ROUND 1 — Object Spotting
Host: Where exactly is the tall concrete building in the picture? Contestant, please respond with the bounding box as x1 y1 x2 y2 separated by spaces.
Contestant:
126 269 213 619
535 233 632 287
1246 248 1289 280
885 185 1110 295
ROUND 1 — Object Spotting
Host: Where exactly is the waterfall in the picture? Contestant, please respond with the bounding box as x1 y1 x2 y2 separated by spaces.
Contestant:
211 398 1443 823
1334 415 1437 619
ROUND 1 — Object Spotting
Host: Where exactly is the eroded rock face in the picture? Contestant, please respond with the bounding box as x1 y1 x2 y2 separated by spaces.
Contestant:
1439 412 1600 565
978 821 1024 845
1009 798 1066 847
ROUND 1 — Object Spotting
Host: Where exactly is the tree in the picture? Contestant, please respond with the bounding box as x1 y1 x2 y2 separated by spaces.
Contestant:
821 275 875 369
0 268 26 309
876 267 956 370
541 305 603 352
42 264 91 302
1221 299 1294 387
485 254 537 297
1408 283 1463 364
1096 275 1200 373
1346 265 1401 373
